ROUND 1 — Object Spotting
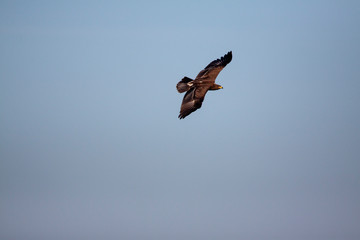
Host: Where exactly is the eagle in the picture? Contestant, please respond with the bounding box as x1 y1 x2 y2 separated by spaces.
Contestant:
176 51 232 119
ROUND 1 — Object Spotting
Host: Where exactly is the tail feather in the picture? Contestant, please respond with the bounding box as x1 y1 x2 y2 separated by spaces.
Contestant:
176 77 194 93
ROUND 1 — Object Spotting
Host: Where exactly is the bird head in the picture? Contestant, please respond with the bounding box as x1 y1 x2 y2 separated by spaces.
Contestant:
209 84 223 91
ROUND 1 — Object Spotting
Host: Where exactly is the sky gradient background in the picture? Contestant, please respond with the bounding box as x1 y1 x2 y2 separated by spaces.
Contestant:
1 1 360 239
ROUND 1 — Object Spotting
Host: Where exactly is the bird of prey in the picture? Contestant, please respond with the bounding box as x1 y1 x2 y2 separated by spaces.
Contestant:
176 51 232 119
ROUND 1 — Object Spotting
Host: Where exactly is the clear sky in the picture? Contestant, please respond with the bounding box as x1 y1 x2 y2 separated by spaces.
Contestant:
1 0 360 239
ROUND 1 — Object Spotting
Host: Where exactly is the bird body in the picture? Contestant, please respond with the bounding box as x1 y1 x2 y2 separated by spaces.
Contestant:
176 51 232 119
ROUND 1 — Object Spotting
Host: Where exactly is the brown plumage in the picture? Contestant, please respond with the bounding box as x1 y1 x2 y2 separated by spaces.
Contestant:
176 51 232 119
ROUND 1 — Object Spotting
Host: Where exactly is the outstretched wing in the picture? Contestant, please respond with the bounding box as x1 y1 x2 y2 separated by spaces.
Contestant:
178 87 208 119
195 51 232 82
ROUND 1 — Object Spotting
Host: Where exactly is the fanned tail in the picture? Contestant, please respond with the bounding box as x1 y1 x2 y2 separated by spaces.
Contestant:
176 77 194 93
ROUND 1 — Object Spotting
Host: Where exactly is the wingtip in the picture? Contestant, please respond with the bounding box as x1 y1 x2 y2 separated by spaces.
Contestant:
222 51 232 66
227 51 232 58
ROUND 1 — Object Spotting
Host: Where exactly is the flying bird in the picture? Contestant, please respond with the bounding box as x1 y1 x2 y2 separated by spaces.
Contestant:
176 51 232 119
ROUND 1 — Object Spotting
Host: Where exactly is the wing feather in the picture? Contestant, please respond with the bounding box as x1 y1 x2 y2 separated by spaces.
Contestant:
195 51 232 81
178 87 207 119
204 51 232 70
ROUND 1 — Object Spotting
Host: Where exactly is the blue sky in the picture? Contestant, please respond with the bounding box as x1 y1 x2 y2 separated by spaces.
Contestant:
1 1 360 239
